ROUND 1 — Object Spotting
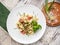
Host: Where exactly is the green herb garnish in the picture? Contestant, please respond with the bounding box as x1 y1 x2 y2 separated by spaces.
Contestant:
45 0 55 20
31 20 42 32
33 25 42 32
31 20 37 26
48 0 54 12
45 0 49 13
45 0 54 13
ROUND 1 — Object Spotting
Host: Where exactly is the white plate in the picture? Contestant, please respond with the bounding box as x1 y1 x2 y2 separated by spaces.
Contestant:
7 4 46 44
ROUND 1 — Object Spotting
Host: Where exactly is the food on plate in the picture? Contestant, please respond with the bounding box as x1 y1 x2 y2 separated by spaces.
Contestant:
17 13 42 35
42 0 60 26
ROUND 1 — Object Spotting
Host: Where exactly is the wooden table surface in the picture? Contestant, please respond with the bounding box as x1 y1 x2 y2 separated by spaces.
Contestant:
0 0 60 45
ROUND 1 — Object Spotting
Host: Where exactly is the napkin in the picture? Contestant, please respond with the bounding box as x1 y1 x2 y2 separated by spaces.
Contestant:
0 2 10 31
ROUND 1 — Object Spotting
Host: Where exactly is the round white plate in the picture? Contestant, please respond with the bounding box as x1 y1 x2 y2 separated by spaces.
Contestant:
7 4 46 44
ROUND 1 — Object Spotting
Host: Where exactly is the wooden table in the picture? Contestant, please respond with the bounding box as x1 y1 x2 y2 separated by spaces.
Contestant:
0 0 60 45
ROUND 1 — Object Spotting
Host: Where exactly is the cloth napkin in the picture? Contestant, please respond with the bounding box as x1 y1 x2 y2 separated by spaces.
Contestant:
0 2 10 31
0 0 19 31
